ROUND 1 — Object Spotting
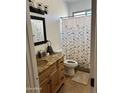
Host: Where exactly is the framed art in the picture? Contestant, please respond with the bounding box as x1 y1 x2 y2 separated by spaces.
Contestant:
30 16 47 46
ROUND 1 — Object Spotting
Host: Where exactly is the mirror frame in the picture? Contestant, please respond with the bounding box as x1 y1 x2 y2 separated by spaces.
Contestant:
31 16 47 46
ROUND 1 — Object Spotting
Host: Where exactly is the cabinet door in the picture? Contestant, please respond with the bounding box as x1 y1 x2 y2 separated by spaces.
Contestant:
51 71 58 93
40 78 51 93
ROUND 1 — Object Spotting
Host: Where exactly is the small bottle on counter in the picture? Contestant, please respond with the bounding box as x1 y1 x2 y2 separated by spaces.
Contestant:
46 52 49 56
37 51 41 58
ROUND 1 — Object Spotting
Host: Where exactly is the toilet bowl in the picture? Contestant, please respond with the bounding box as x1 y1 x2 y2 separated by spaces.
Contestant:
64 59 78 76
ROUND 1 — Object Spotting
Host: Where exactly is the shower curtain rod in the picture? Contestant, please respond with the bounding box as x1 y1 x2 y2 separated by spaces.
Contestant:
60 16 74 19
60 9 91 19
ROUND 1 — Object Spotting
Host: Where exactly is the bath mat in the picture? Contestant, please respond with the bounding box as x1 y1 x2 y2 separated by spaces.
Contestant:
72 71 90 85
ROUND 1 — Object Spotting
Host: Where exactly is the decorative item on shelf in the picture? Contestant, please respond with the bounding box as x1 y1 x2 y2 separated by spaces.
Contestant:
44 5 48 14
29 1 34 7
37 3 43 10
46 40 55 55
29 0 48 15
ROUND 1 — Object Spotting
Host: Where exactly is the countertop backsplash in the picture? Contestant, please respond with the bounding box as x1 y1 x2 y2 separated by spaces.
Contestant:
34 42 63 57
34 43 48 55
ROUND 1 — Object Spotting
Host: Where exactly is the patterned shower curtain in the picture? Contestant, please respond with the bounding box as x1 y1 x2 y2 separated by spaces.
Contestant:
61 16 91 68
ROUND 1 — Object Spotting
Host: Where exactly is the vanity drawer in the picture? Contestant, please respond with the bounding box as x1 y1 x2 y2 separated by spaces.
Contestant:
39 71 49 83
58 57 64 64
39 63 57 83
49 63 57 73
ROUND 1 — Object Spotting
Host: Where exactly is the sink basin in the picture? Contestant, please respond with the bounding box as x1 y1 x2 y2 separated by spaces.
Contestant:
37 60 48 67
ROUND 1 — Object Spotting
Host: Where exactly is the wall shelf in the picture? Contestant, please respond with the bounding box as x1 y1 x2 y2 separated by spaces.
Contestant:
29 6 45 15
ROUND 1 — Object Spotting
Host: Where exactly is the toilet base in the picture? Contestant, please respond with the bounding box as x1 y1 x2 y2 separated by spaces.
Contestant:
64 67 75 76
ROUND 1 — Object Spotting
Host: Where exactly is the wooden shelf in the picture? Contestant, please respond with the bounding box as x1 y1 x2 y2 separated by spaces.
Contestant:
29 6 45 15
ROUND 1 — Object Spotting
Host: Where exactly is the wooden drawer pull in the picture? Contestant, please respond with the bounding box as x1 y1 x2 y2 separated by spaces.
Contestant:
60 61 63 63
47 80 51 84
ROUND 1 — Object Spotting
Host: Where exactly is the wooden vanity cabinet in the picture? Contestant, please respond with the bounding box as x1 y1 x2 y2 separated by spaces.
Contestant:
39 56 65 93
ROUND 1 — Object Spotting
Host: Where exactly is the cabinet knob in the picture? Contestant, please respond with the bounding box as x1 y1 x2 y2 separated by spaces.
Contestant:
61 68 64 71
60 61 63 63
47 80 51 84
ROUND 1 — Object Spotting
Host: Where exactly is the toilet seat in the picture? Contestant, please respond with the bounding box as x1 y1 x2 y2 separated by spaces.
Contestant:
64 59 78 68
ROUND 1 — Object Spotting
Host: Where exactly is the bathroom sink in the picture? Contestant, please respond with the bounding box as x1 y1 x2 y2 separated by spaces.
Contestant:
37 60 48 67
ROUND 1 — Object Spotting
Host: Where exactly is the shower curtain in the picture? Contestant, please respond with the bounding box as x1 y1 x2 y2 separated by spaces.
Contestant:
61 16 91 68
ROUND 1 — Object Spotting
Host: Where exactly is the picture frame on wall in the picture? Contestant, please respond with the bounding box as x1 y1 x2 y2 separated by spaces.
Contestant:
30 16 47 46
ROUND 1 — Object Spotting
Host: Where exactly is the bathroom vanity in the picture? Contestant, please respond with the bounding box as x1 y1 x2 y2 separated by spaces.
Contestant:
37 53 65 93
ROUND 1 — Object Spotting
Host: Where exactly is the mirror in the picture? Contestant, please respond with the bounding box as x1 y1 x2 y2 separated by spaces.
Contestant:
30 16 47 46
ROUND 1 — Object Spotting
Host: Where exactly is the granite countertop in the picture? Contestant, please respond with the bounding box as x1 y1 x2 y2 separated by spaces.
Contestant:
37 52 64 74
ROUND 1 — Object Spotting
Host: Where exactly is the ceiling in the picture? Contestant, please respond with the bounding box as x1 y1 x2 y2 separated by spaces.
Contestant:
63 0 81 3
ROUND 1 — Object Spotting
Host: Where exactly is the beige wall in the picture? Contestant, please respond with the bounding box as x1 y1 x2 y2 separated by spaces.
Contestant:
31 0 68 54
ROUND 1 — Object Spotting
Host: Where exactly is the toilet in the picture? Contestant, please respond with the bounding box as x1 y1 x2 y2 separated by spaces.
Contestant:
64 59 78 76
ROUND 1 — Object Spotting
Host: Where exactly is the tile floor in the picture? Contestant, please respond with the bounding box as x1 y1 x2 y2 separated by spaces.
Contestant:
57 72 90 93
